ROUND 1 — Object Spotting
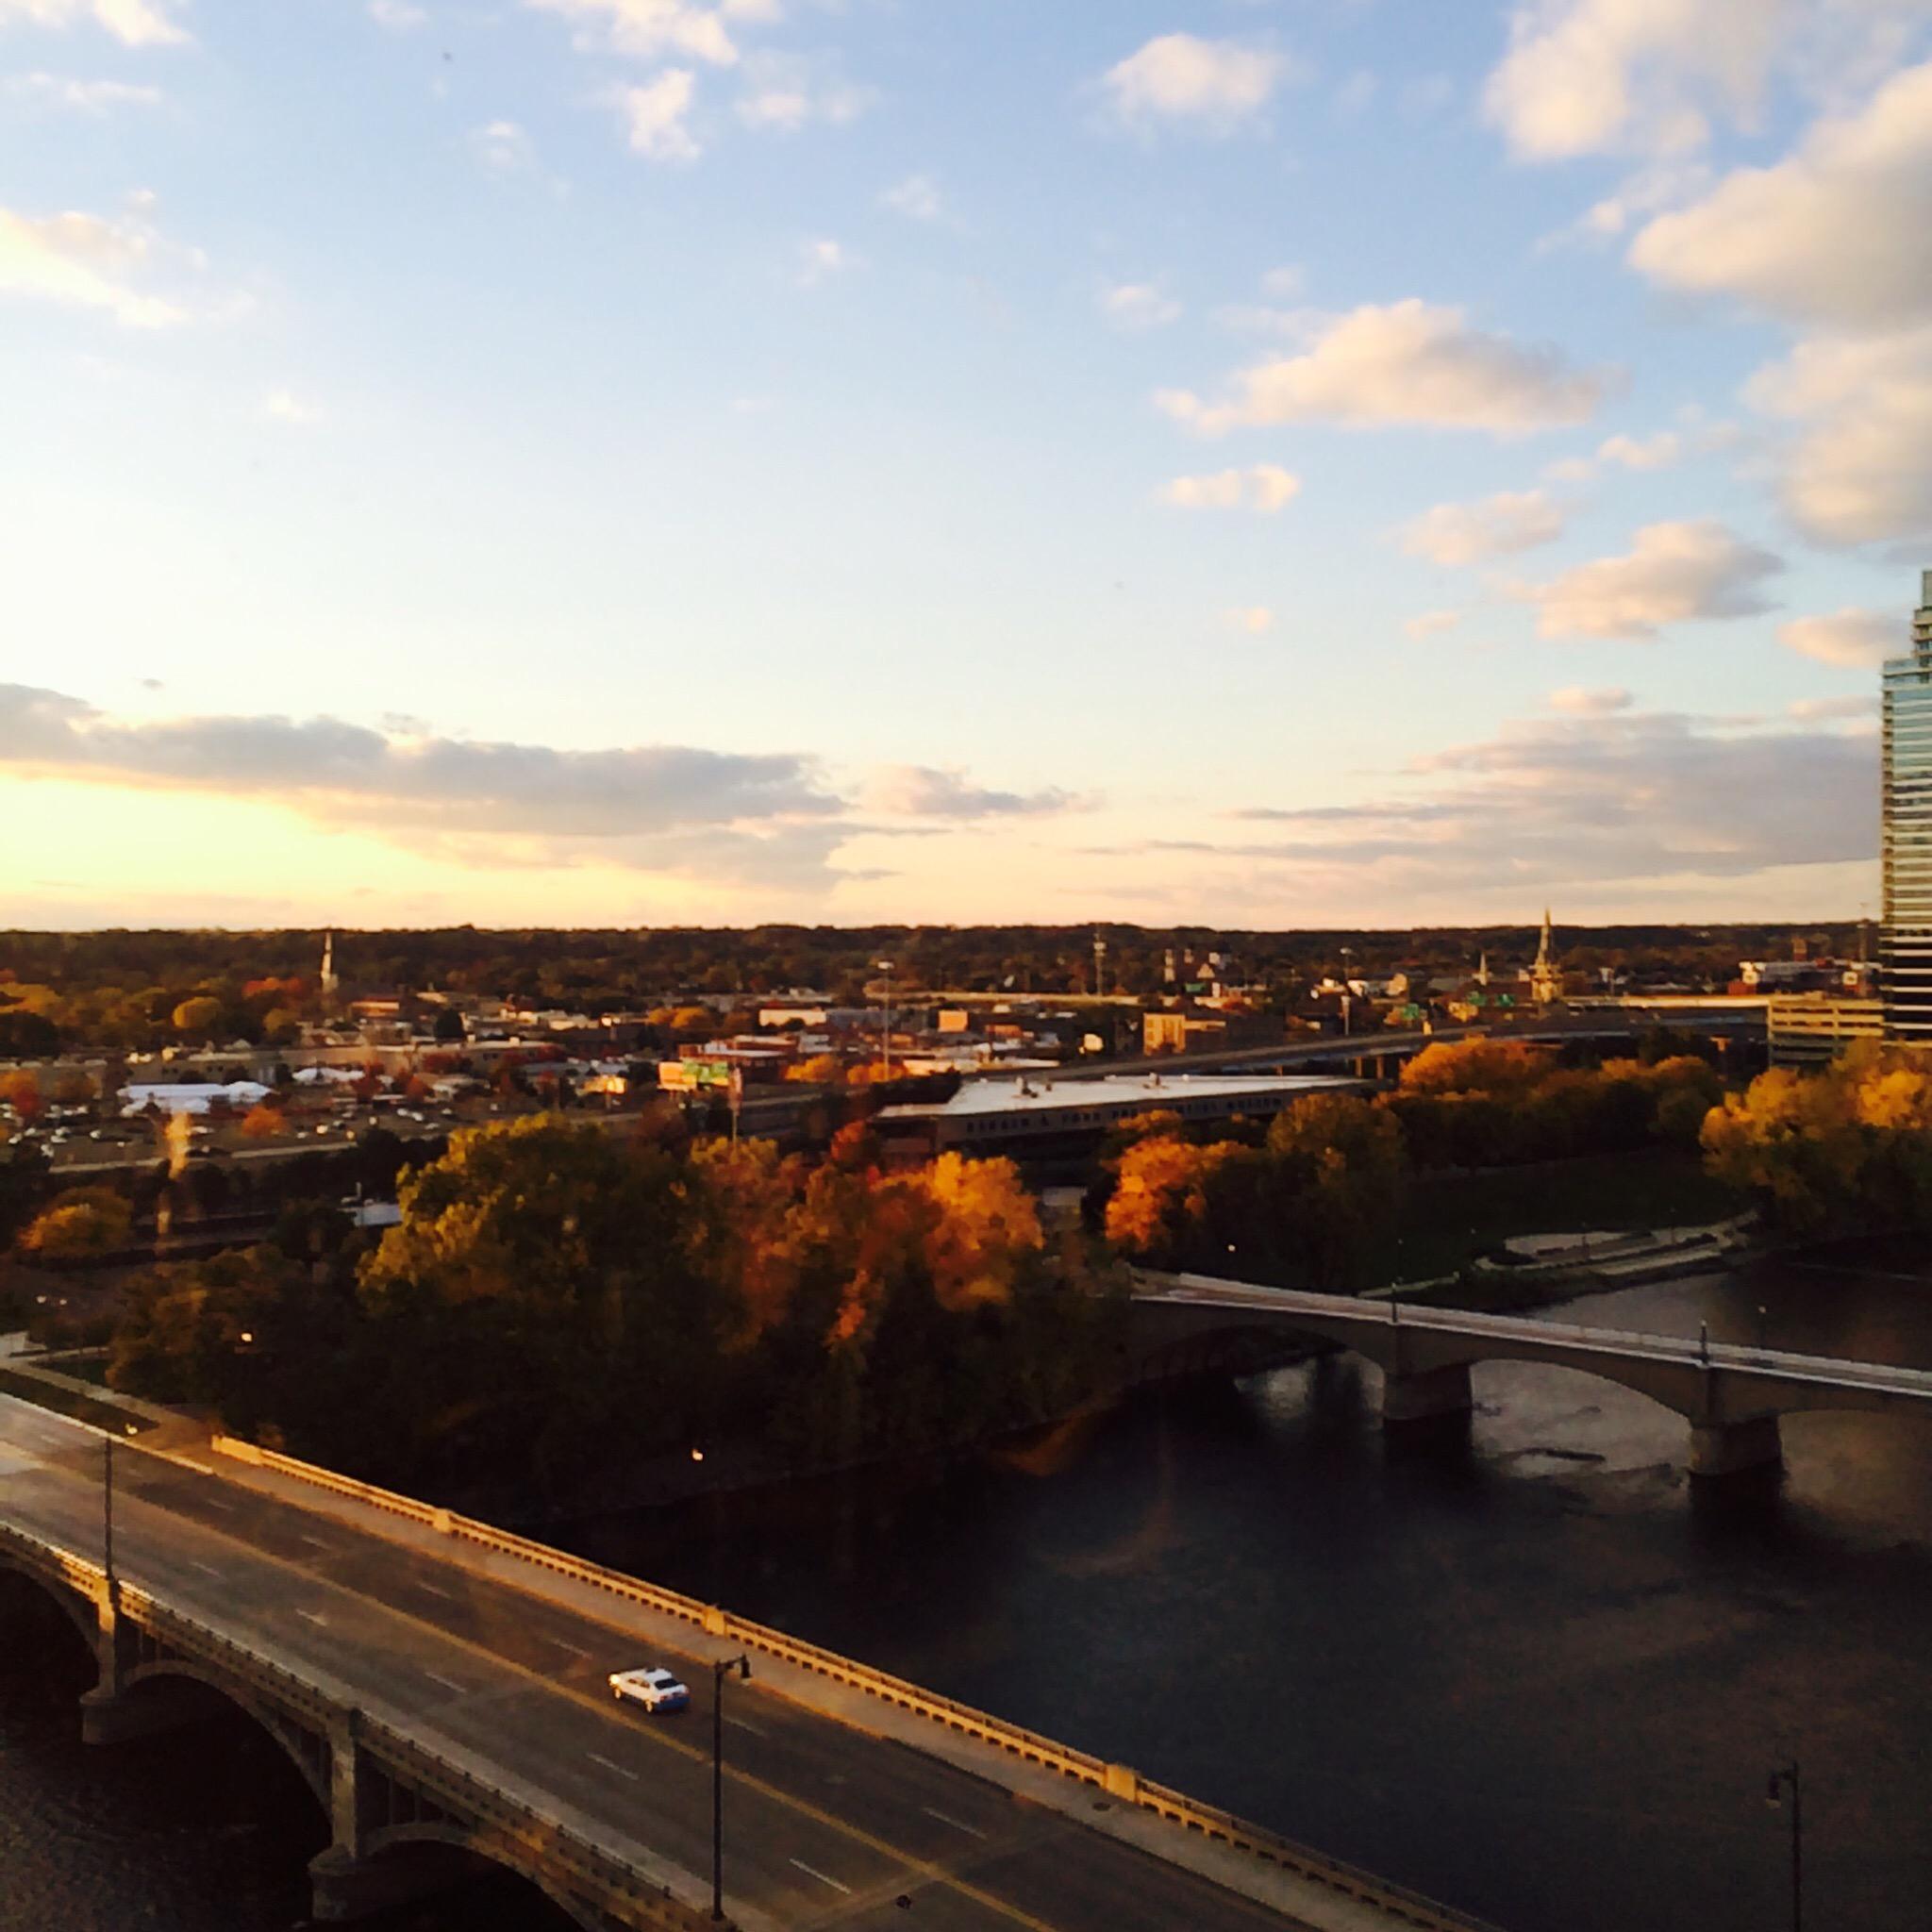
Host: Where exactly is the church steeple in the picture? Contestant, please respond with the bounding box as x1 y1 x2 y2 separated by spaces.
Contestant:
320 930 339 1008
1531 908 1558 1006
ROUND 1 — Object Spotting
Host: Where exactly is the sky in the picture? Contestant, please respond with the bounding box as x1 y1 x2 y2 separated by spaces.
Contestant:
4 0 1931 933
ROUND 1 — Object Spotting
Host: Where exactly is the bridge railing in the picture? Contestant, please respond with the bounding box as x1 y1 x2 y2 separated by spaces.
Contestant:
0 1520 723 1932
206 1437 1503 1932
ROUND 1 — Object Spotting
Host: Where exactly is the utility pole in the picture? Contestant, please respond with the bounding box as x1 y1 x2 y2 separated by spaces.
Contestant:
875 959 893 1081
103 1434 117 1608
1766 1761 1803 1932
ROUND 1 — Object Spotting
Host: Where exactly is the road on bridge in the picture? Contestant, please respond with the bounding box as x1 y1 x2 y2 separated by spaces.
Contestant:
0 1393 1336 1932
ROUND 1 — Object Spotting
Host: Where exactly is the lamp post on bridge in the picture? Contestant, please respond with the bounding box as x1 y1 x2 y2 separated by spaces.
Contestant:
103 1434 116 1608
710 1652 751 1923
1765 1760 1803 1932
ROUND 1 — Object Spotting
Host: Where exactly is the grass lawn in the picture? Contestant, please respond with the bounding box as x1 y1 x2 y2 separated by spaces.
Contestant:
1377 1146 1746 1286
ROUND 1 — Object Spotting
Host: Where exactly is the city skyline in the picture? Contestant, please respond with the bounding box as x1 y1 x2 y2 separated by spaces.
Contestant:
7 2 1932 929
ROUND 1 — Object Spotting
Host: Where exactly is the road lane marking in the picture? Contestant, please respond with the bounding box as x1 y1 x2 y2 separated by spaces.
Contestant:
552 1641 591 1661
921 1807 988 1840
416 1579 458 1601
724 1713 766 1738
187 1559 222 1578
198 1496 236 1512
587 1751 641 1781
789 1858 853 1895
175 1459 215 1475
298 1534 330 1550
424 1669 468 1694
294 1608 326 1626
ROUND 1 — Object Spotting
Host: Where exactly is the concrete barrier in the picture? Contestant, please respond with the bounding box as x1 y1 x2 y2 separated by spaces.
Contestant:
209 1438 1501 1931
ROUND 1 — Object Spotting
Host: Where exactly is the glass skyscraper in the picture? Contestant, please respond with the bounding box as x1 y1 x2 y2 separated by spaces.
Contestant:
1882 570 1932 1041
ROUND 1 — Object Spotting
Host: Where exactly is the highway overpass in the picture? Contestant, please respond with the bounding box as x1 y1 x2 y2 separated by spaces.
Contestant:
0 1393 1500 1932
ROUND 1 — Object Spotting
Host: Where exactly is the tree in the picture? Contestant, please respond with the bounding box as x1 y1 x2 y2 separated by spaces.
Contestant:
1104 1132 1256 1266
240 1104 285 1141
1266 1092 1407 1289
172 995 223 1038
18 1185 133 1257
0 1070 42 1125
432 1008 466 1042
1400 1038 1552 1098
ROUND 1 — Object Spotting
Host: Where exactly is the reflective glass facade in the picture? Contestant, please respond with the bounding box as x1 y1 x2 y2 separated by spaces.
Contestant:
1882 571 1932 1041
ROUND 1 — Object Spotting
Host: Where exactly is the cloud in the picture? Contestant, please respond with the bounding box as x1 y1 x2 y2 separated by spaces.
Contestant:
1789 694 1878 723
1513 519 1782 640
259 391 322 426
1100 281 1181 330
1224 607 1274 634
1629 62 1932 329
795 236 855 286
1212 706 1875 899
469 119 536 173
1484 0 1783 160
1597 429 1682 470
5 71 161 109
524 0 740 66
735 50 873 130
1158 300 1608 435
880 173 941 221
1779 608 1898 668
1161 464 1301 512
1548 685 1632 714
1401 489 1566 566
0 0 187 46
1746 327 1932 546
367 0 426 27
863 765 1081 819
0 684 852 881
1100 33 1287 130
1405 609 1461 640
0 203 185 327
621 69 700 160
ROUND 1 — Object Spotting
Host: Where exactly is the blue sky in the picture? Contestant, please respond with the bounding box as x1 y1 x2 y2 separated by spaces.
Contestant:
4 0 1930 930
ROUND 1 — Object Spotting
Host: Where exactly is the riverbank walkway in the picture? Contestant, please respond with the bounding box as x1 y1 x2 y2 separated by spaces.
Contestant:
0 1391 1501 1932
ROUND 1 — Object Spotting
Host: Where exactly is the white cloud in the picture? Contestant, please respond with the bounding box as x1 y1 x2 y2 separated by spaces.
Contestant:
863 765 1079 819
1789 694 1878 723
1158 300 1609 436
1405 609 1461 641
1548 686 1632 714
367 0 427 27
525 0 740 66
260 391 322 426
469 119 536 173
734 50 873 130
1484 0 1784 161
795 236 855 286
1746 327 1932 546
5 71 160 108
1224 606 1275 635
1779 608 1898 668
1101 33 1286 130
1100 281 1181 330
1260 265 1304 300
0 0 187 46
621 69 699 160
1162 464 1301 512
0 203 183 327
1513 518 1783 640
1598 429 1682 470
1402 489 1566 566
880 173 941 221
1629 61 1932 329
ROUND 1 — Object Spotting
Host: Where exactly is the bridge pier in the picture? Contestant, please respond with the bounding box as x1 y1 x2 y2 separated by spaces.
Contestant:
76 1581 208 1746
1381 1362 1474 1427
1688 1413 1782 1479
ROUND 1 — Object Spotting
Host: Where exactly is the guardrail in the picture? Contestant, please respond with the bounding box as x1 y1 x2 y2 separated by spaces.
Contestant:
208 1437 1503 1930
0 1518 720 1932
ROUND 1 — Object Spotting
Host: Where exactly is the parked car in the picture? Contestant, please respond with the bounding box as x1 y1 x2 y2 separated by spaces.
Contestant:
608 1667 690 1713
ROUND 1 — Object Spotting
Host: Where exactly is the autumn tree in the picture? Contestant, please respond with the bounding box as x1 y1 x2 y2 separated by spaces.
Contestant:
1265 1092 1407 1289
18 1185 133 1257
172 995 223 1039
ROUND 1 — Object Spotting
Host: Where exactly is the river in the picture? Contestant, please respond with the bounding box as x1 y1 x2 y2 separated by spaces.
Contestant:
5 1246 1931 1931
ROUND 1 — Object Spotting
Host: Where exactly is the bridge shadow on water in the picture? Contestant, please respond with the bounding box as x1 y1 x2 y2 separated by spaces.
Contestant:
0 1574 579 1932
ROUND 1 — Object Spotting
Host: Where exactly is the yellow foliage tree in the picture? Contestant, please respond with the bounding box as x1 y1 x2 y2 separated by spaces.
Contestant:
1399 1037 1552 1098
915 1152 1043 1309
19 1185 133 1256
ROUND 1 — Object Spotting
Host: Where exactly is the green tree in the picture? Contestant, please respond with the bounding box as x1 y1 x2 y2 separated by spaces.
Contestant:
18 1185 132 1257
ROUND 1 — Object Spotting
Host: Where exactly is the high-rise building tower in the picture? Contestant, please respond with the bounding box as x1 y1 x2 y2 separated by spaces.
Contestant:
1091 930 1108 997
1881 570 1932 1042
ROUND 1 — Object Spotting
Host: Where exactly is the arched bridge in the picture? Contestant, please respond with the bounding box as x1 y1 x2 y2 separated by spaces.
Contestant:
0 1391 1504 1932
1130 1272 1932 1476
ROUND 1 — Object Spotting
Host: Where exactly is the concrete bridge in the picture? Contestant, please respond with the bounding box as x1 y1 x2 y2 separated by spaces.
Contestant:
0 1391 1501 1932
1130 1273 1932 1476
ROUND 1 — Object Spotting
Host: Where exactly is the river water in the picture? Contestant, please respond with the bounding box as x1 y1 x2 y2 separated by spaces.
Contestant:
5 1247 1932 1931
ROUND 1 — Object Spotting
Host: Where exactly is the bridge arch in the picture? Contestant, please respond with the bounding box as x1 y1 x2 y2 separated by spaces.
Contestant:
0 1552 99 1651
116 1658 333 1813
361 1823 604 1931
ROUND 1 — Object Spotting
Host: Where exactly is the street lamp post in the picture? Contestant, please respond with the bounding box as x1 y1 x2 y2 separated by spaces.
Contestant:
103 1434 116 1606
711 1653 751 1923
1766 1761 1803 1932
874 959 894 1081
